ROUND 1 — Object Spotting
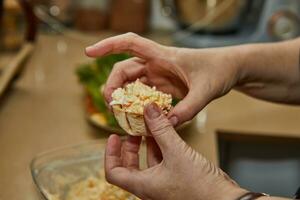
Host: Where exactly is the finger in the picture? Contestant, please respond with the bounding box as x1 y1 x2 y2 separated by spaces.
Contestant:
146 137 162 167
144 103 183 155
105 134 122 171
105 166 142 196
105 135 141 194
85 33 159 60
168 88 209 126
121 136 142 169
104 58 146 103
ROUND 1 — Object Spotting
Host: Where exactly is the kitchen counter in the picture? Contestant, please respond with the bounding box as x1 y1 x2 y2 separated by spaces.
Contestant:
1 32 300 199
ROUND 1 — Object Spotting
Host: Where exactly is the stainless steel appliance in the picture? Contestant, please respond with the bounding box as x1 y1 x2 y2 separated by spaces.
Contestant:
161 0 300 47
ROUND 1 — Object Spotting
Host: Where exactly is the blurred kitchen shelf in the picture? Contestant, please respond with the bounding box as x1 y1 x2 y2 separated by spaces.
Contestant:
0 43 34 98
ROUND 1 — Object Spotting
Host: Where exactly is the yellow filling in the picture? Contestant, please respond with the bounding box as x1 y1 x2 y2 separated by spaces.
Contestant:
65 175 140 200
110 79 172 114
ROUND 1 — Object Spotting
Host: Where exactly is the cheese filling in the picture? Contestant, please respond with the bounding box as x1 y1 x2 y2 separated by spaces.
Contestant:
110 79 172 114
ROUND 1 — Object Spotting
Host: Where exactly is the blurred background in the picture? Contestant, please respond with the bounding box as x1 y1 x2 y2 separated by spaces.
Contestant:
1 0 300 51
0 0 300 199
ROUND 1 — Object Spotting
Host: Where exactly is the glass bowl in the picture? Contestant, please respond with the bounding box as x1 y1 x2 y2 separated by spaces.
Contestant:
30 140 138 200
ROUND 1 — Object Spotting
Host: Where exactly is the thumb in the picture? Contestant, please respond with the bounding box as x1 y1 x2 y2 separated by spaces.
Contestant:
144 103 182 154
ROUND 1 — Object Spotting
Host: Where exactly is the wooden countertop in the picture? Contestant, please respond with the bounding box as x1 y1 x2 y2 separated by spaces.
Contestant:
0 33 300 199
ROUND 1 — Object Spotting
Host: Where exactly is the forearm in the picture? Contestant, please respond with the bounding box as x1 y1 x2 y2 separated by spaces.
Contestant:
233 38 300 104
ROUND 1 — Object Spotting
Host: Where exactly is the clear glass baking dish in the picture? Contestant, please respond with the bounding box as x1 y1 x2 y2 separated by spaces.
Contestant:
30 140 139 200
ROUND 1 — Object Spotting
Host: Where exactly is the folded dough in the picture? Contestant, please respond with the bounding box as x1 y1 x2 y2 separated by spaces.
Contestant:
110 79 172 136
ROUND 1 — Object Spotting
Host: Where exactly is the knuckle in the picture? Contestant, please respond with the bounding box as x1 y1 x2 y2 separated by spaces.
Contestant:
113 60 130 72
113 62 123 70
125 33 140 49
150 117 173 135
123 142 139 153
126 32 139 39
112 64 125 76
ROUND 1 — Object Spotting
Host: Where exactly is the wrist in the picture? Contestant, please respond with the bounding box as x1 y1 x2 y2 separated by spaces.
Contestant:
227 44 256 86
207 179 248 200
216 185 249 200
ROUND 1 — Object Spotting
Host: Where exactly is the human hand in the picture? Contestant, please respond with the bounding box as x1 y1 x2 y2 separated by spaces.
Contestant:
105 103 247 200
85 33 241 127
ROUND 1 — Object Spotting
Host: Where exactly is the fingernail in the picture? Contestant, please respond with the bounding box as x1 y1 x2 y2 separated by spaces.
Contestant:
169 116 178 127
145 103 161 119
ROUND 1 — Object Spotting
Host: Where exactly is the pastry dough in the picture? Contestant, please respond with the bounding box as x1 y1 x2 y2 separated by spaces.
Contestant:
110 79 172 136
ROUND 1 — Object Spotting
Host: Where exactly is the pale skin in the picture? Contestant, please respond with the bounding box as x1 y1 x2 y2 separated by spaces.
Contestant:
85 33 300 200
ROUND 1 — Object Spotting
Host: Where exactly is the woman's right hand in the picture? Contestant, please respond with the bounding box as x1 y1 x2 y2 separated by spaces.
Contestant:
85 33 241 126
104 103 247 200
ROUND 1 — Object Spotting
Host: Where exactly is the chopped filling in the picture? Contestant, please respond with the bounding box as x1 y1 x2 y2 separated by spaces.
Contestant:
65 175 140 200
110 79 172 114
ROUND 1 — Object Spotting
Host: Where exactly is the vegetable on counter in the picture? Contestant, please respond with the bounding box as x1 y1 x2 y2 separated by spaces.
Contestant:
76 54 131 127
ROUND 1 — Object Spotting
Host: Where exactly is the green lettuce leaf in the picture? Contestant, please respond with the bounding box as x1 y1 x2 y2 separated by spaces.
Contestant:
76 54 130 127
